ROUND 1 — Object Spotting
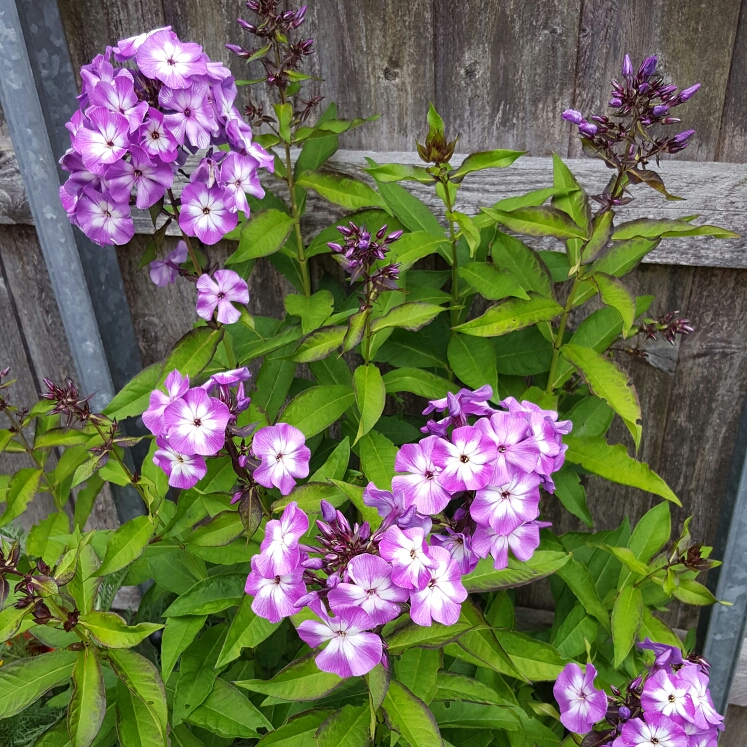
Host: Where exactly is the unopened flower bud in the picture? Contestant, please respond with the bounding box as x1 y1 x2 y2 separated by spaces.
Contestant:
673 129 695 143
320 500 337 523
622 54 633 77
578 121 598 136
641 55 658 77
638 82 651 94
384 230 403 244
609 98 623 107
302 556 324 570
619 706 631 720
237 19 257 33
653 105 669 116
359 521 371 540
327 572 340 588
679 83 701 101
561 108 584 125
335 510 351 534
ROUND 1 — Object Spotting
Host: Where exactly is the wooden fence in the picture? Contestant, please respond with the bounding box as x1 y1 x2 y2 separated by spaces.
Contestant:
2 0 747 721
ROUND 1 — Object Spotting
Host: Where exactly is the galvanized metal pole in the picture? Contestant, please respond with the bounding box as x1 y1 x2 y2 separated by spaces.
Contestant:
701 397 747 713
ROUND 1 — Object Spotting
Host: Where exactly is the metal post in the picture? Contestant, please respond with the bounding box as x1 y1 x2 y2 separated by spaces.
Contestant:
700 396 747 713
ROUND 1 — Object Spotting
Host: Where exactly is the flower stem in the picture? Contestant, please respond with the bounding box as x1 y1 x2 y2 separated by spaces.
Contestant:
167 189 202 275
283 142 312 296
441 182 460 330
3 410 57 500
545 276 581 395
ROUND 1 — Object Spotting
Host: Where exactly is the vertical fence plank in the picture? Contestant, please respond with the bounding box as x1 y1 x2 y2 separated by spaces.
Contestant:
717 0 747 162
433 0 582 154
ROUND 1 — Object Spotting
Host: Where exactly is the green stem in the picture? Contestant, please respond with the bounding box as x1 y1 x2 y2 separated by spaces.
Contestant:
3 410 57 499
545 276 581 394
283 141 312 296
441 182 460 329
363 282 373 365
167 189 202 275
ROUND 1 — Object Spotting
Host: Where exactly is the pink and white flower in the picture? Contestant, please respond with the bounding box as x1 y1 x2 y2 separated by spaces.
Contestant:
471 469 541 535
553 663 608 734
620 714 687 747
327 554 408 625
379 526 435 589
159 84 218 149
245 556 306 624
431 426 496 493
678 664 724 730
252 424 311 496
75 187 134 246
105 145 174 209
472 520 546 570
255 501 309 577
136 29 207 89
641 668 693 724
180 183 238 245
113 26 172 61
409 545 467 626
298 600 382 678
152 436 206 489
392 435 451 515
163 387 230 456
430 529 479 575
142 369 190 436
195 269 250 324
89 75 148 132
73 108 130 175
475 411 540 484
139 108 179 162
220 152 264 213
149 241 188 287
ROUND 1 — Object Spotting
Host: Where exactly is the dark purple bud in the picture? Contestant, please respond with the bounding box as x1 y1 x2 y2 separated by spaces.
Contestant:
359 521 371 540
641 55 658 77
638 82 651 94
653 105 669 116
336 510 351 534
225 43 250 58
290 5 307 28
327 242 343 253
609 98 623 108
622 54 633 78
237 19 257 32
327 572 340 588
246 0 260 10
337 225 353 236
679 83 701 101
578 121 598 137
561 108 584 125
662 117 682 125
316 519 334 538
673 129 695 143
660 84 677 96
384 230 403 244
231 490 243 505
320 500 337 523
376 224 388 240
619 706 631 721
302 556 324 570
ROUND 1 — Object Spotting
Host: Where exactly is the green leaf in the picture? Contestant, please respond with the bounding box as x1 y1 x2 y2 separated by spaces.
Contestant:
493 327 553 376
185 511 244 548
295 121 338 176
672 579 720 606
0 650 77 718
217 595 279 668
358 430 397 489
228 210 296 263
0 605 29 644
567 396 615 438
454 294 563 337
552 606 598 659
451 149 524 178
551 154 591 242
457 262 529 301
556 558 610 631
394 648 441 704
161 615 207 682
115 678 166 747
68 648 106 747
429 701 517 731
462 551 570 593
342 310 368 354
612 585 643 667
553 467 592 527
310 438 351 483
565 435 679 504
383 680 443 747
382 368 454 400
365 162 435 184
34 429 92 449
68 545 101 616
281 385 355 438
433 672 506 705
236 652 343 701
492 232 554 298
163 573 245 617
372 178 445 237
353 364 386 442
601 545 650 577
388 231 449 271
385 619 472 655
253 355 297 421
493 631 569 680
612 218 739 240
94 516 154 577
258 710 331 747
639 608 684 650
0 468 42 527
627 501 671 565
371 303 445 333
591 237 660 277
481 206 587 239
274 102 293 142
560 344 642 448
581 210 614 264
26 511 69 565
329 480 380 526
316 704 370 747
103 363 159 420
447 334 498 394
272 481 345 514
594 273 636 335
292 326 347 363
159 327 223 388
297 172 385 211
285 291 334 334
452 211 481 257
80 611 162 649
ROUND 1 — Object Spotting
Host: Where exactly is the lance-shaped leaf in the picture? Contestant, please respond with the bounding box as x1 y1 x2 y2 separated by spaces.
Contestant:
493 631 570 680
371 303 445 333
285 291 334 334
560 344 642 448
463 551 571 593
258 711 332 747
383 680 443 747
80 611 163 648
451 211 481 257
551 155 592 233
364 162 435 184
0 606 29 644
450 149 524 179
433 672 507 705
161 615 207 681
394 648 441 704
316 703 371 747
553 467 593 527
343 310 368 353
612 218 739 241
103 363 160 420
594 273 636 335
310 438 350 483
388 231 449 270
281 385 356 438
564 435 679 504
672 579 720 606
581 210 614 264
228 209 296 263
366 663 390 711
382 367 454 400
358 430 397 489
457 262 529 301
163 573 245 616
186 510 245 548
481 205 587 239
353 364 386 442
492 232 553 298
454 294 563 337
0 468 42 527
556 558 610 631
158 327 223 389
292 326 347 363
116 678 166 747
217 595 279 668
94 515 154 577
385 618 472 656
591 236 661 278
448 334 499 394
371 176 445 237
297 172 385 210
612 585 643 667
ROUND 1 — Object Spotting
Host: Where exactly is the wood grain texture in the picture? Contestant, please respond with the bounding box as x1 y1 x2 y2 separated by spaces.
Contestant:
717 0 747 162
433 0 582 154
570 0 743 161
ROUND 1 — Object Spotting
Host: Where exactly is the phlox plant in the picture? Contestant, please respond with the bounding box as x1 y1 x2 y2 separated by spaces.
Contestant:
0 5 738 747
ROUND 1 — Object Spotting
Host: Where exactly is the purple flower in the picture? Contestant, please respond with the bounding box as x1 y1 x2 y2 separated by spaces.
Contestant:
163 387 230 456
105 145 174 209
202 366 252 395
245 555 306 623
220 152 264 213
327 554 408 625
431 426 496 493
379 526 435 590
75 188 134 246
638 638 685 671
139 108 179 162
682 722 719 747
392 436 451 515
152 436 206 489
180 183 238 245
642 669 693 725
195 269 250 324
472 520 546 570
678 664 723 731
74 108 130 175
89 75 149 132
159 84 217 149
363 483 408 519
409 545 467 627
136 29 207 89
430 529 479 575
621 714 686 747
562 109 584 125
252 424 311 496
679 84 701 102
255 501 309 577
553 663 608 734
142 369 190 436
471 469 541 535
622 54 633 78
475 411 541 483
298 600 382 678
149 241 188 287
112 27 172 61
422 385 496 434
641 55 658 77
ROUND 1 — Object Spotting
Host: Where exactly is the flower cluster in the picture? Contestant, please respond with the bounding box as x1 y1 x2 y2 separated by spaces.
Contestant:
553 641 723 746
638 311 694 346
60 28 272 247
243 386 569 678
